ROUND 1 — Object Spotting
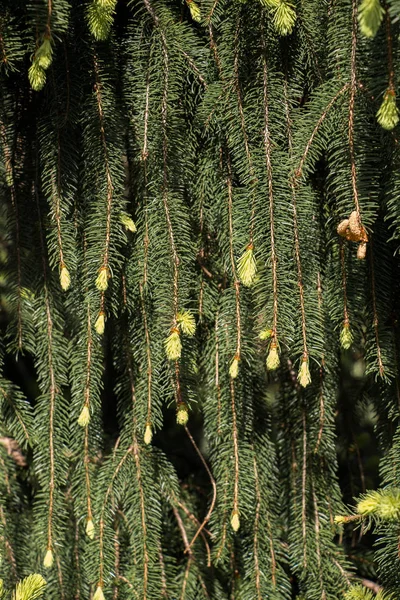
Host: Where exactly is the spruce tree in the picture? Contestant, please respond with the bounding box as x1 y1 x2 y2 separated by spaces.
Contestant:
1 0 400 598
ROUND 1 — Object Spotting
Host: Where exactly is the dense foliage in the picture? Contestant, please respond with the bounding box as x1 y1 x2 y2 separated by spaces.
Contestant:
2 0 400 598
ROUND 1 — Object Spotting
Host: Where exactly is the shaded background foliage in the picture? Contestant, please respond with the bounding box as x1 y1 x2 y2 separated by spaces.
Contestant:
1 0 400 599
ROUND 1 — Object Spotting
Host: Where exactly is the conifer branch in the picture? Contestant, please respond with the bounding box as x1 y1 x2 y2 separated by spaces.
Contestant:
265 496 277 588
229 380 240 525
61 41 70 127
141 65 151 290
252 452 273 597
125 338 138 434
215 468 230 562
291 440 298 509
206 0 219 24
315 370 326 455
184 426 216 553
233 18 257 244
140 285 153 436
215 311 222 436
132 440 149 600
333 558 352 585
48 71 70 287
161 46 179 324
83 439 93 531
312 483 327 600
83 303 93 408
35 165 59 564
0 120 23 350
43 286 56 558
46 0 52 37
341 243 350 328
158 546 168 598
144 1 183 406
227 157 242 368
138 60 154 436
262 33 279 348
180 556 193 600
93 54 114 281
385 7 395 92
0 385 30 443
174 495 211 537
294 84 350 180
113 524 120 600
208 23 221 74
181 49 207 88
50 170 66 277
55 554 65 600
119 310 151 595
172 505 192 557
198 192 205 317
314 273 326 453
302 411 308 569
142 64 150 163
284 78 309 365
73 516 81 599
349 0 362 219
98 446 133 587
369 244 385 378
198 573 211 599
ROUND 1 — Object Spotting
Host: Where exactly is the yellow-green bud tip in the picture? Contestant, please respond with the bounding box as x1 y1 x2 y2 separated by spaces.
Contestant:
165 328 182 361
378 499 400 520
28 62 46 91
340 323 353 350
93 585 105 600
344 584 379 600
230 510 240 532
5 165 13 188
377 90 399 131
120 213 137 232
43 548 54 569
60 264 71 291
333 515 346 524
374 491 400 520
95 312 106 335
35 38 53 70
14 574 46 600
87 1 116 41
96 266 110 291
176 404 189 426
357 491 381 516
86 518 95 540
358 0 384 38
266 343 280 371
272 2 297 36
187 0 201 22
144 423 152 445
298 357 311 388
177 310 196 336
259 328 273 341
98 0 117 7
237 245 257 287
229 356 239 379
78 405 90 427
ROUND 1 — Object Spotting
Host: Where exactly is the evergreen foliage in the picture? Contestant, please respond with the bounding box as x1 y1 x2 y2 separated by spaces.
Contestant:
1 0 400 598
